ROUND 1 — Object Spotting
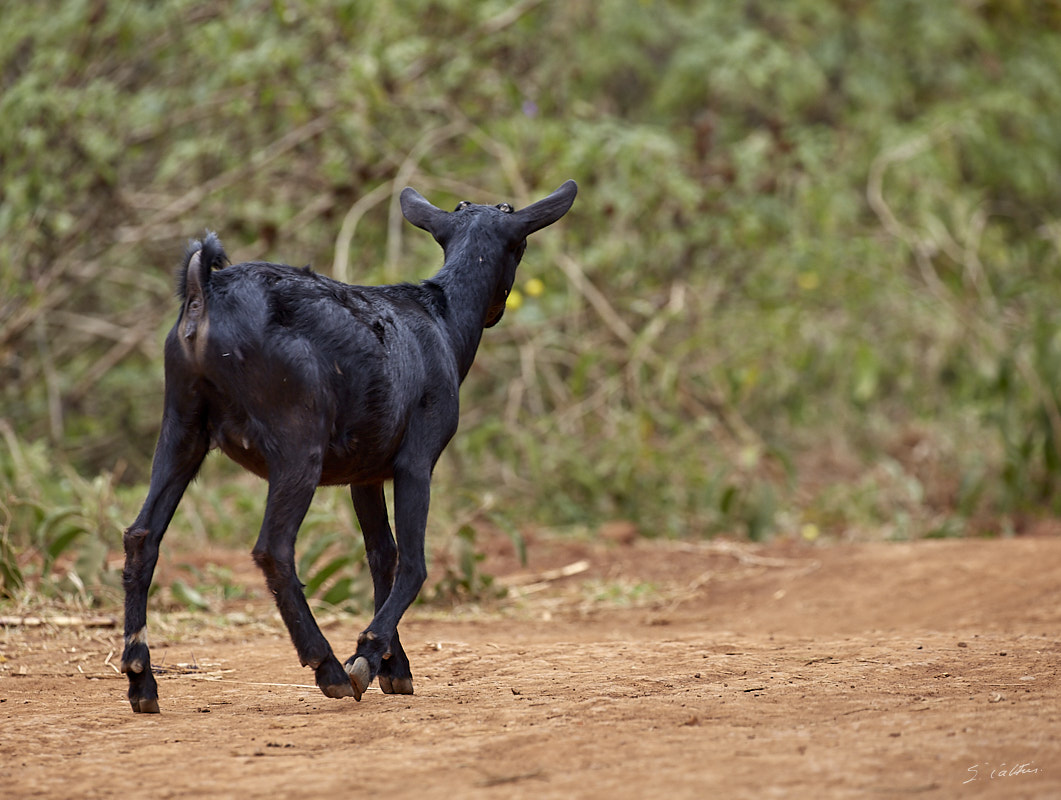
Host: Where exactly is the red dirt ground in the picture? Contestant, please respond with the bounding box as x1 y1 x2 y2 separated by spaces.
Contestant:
2 535 1060 799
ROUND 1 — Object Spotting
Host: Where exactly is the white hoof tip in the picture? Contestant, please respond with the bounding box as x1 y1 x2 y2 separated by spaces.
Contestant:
344 657 371 701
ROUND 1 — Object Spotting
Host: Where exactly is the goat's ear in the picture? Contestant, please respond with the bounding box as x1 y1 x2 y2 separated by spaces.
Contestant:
513 180 578 238
401 187 455 243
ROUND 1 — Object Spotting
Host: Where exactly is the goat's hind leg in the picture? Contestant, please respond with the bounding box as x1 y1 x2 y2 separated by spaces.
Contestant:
346 464 430 699
350 484 414 696
122 412 209 713
253 462 354 700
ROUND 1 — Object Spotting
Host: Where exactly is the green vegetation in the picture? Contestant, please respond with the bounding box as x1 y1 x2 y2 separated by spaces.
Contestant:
3 1 1061 605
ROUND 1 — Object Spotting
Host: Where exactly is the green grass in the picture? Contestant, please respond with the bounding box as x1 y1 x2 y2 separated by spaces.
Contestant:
4 1 1061 611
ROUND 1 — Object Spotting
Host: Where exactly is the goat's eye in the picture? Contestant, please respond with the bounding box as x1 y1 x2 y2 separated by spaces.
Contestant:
496 203 513 213
456 201 471 211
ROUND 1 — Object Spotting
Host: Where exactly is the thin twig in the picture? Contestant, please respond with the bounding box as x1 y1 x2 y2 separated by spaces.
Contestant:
0 614 119 628
500 559 590 590
104 649 121 674
385 120 469 277
556 252 636 346
67 325 155 406
332 180 395 284
479 0 547 35
117 115 332 242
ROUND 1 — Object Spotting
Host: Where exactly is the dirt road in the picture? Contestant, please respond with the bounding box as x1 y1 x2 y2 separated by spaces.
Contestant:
2 536 1059 798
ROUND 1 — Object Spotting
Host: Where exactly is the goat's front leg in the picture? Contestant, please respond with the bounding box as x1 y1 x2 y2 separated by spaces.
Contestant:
122 412 209 713
345 465 430 699
350 483 413 695
252 464 354 699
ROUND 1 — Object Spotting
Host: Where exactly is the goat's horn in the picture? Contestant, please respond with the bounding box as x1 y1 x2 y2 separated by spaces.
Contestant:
513 180 578 237
400 187 455 243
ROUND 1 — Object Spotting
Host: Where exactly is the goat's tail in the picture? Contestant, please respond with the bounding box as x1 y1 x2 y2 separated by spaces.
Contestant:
178 231 228 300
178 232 228 360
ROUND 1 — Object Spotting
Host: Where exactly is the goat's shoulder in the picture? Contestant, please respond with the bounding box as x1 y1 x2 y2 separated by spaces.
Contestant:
369 280 447 322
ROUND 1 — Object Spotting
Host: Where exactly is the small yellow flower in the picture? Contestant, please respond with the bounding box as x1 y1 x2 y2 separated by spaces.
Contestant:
524 277 545 298
800 523 820 542
506 288 524 311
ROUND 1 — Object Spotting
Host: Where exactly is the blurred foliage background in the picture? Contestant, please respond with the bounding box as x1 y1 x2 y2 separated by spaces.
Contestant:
3 0 1061 606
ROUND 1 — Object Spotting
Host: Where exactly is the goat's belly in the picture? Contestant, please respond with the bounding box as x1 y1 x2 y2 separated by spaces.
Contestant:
213 430 393 486
318 455 393 486
216 438 270 479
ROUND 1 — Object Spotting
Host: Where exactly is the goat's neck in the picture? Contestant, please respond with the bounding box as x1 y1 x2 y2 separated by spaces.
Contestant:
433 250 501 382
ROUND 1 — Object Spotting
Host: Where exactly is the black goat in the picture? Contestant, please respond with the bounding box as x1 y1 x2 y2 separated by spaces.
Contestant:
120 180 577 712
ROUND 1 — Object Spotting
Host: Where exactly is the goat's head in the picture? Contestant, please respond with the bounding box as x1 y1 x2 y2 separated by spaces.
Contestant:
400 180 577 327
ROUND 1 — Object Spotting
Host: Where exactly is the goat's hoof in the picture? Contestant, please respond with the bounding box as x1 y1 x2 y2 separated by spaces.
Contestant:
319 681 356 699
344 656 372 701
378 675 414 695
316 657 356 699
130 696 160 714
